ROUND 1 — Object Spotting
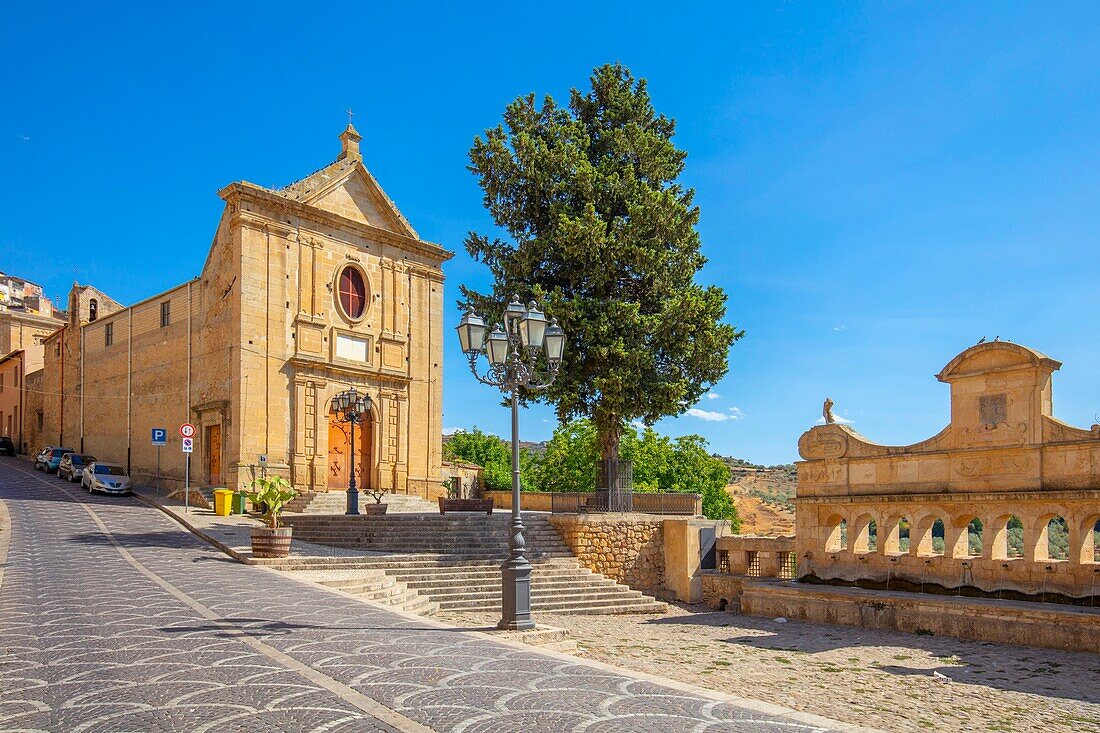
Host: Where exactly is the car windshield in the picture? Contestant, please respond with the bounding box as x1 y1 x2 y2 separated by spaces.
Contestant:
51 449 74 457
94 465 126 476
71 455 93 465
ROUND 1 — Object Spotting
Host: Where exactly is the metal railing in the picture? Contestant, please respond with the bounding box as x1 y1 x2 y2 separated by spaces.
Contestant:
549 491 700 516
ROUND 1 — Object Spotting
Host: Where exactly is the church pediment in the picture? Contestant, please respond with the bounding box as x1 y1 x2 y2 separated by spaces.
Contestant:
304 166 417 237
271 125 418 239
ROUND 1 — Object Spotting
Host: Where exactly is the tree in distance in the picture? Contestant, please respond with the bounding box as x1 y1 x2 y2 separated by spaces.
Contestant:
461 63 742 468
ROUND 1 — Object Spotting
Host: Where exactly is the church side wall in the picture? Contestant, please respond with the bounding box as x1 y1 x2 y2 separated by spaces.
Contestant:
33 214 240 492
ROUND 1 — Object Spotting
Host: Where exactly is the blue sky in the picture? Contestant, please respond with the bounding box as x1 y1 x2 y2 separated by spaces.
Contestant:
3 3 1099 464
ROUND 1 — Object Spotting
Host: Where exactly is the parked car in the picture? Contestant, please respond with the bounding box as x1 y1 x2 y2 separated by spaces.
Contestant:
34 446 76 472
58 453 96 482
0 437 15 456
82 462 132 495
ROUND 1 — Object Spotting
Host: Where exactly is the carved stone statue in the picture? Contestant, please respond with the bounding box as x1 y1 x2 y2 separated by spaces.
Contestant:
823 397 836 425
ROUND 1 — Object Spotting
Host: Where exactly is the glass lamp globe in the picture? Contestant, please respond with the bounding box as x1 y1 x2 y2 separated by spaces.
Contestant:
485 325 510 366
519 302 548 351
456 310 487 355
543 319 566 363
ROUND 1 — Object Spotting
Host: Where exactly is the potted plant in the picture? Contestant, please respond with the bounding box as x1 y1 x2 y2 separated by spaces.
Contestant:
361 486 389 515
245 476 297 558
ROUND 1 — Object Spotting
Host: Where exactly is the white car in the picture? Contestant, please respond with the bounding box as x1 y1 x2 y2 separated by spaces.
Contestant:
82 462 133 495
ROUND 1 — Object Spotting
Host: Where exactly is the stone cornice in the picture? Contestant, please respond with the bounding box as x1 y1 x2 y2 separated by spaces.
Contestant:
219 182 453 266
288 354 410 386
793 488 1100 506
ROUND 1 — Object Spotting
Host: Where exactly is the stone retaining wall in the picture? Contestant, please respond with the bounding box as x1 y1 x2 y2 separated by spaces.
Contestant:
703 578 1100 653
548 514 666 592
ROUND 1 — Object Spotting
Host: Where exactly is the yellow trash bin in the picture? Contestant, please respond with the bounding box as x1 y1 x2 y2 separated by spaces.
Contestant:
213 489 234 517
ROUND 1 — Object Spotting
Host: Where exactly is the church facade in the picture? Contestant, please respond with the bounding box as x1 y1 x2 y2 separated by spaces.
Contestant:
32 126 451 497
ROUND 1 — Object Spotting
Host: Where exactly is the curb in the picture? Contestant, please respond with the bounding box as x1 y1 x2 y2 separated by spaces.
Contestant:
132 491 253 564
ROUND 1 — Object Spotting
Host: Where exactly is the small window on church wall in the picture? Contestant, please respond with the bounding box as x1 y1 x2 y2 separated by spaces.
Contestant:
337 266 367 320
89 299 98 322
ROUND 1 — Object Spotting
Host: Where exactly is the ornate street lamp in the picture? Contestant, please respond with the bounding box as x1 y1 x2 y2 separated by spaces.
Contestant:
330 387 372 516
457 296 566 630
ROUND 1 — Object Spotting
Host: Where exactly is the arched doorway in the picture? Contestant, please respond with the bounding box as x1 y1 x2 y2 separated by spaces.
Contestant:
327 411 374 491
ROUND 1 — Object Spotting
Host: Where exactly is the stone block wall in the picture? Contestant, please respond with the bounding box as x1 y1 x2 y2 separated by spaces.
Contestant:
548 514 666 592
701 572 746 611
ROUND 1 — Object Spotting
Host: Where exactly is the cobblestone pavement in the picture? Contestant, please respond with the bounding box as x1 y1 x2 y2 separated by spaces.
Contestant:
438 605 1100 733
0 461 858 733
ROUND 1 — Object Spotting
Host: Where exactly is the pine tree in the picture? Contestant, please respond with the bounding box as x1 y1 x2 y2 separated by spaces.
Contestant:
462 63 742 465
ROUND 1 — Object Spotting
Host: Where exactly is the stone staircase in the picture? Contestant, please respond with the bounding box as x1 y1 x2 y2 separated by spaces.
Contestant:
275 513 668 616
289 568 439 616
285 490 438 514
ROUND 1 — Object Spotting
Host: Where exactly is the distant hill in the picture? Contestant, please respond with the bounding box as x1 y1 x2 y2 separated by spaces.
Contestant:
442 433 548 456
717 456 797 535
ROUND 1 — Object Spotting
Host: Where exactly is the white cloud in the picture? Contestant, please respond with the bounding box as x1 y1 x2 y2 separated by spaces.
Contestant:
833 324 847 332
705 392 722 400
18 134 30 141
727 407 744 419
686 408 735 422
442 426 465 435
630 419 646 430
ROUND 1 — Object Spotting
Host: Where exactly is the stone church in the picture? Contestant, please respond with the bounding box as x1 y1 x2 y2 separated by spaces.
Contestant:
31 125 451 496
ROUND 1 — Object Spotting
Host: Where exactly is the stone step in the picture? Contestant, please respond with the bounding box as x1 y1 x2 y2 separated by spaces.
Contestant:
431 591 654 608
259 554 579 571
309 575 394 591
400 579 623 595
286 567 438 616
285 491 440 515
398 569 602 585
285 528 564 540
439 596 667 614
285 532 564 542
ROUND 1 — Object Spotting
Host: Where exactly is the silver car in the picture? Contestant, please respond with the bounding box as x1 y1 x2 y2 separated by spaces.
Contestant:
82 462 133 495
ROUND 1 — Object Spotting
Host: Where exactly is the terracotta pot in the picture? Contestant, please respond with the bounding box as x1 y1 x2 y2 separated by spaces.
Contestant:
251 526 293 558
362 503 388 516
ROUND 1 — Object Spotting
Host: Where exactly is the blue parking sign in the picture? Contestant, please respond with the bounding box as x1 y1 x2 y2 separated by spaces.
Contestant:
151 428 167 446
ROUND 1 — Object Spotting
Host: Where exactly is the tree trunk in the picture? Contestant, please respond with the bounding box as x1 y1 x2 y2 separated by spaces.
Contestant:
596 414 622 465
596 414 625 510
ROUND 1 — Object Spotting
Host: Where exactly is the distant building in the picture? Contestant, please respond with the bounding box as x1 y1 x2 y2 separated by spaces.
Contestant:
0 350 27 449
0 271 66 453
29 126 451 497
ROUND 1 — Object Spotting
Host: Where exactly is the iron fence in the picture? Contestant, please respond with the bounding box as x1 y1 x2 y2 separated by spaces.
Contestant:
549 490 700 516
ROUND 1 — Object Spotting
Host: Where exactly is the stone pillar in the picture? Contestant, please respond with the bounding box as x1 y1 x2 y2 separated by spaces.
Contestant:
663 520 700 603
946 521 969 559
1026 520 1049 563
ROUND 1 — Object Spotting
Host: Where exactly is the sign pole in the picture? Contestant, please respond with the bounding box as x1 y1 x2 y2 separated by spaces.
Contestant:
151 428 167 504
179 423 196 513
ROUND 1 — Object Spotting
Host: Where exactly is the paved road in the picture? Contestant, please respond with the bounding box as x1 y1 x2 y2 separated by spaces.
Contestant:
0 459 851 732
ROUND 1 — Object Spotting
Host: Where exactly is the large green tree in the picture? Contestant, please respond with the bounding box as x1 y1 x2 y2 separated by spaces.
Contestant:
532 418 739 526
462 63 742 465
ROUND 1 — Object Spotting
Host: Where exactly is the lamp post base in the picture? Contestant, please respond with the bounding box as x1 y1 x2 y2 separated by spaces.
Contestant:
498 562 535 631
345 487 360 516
